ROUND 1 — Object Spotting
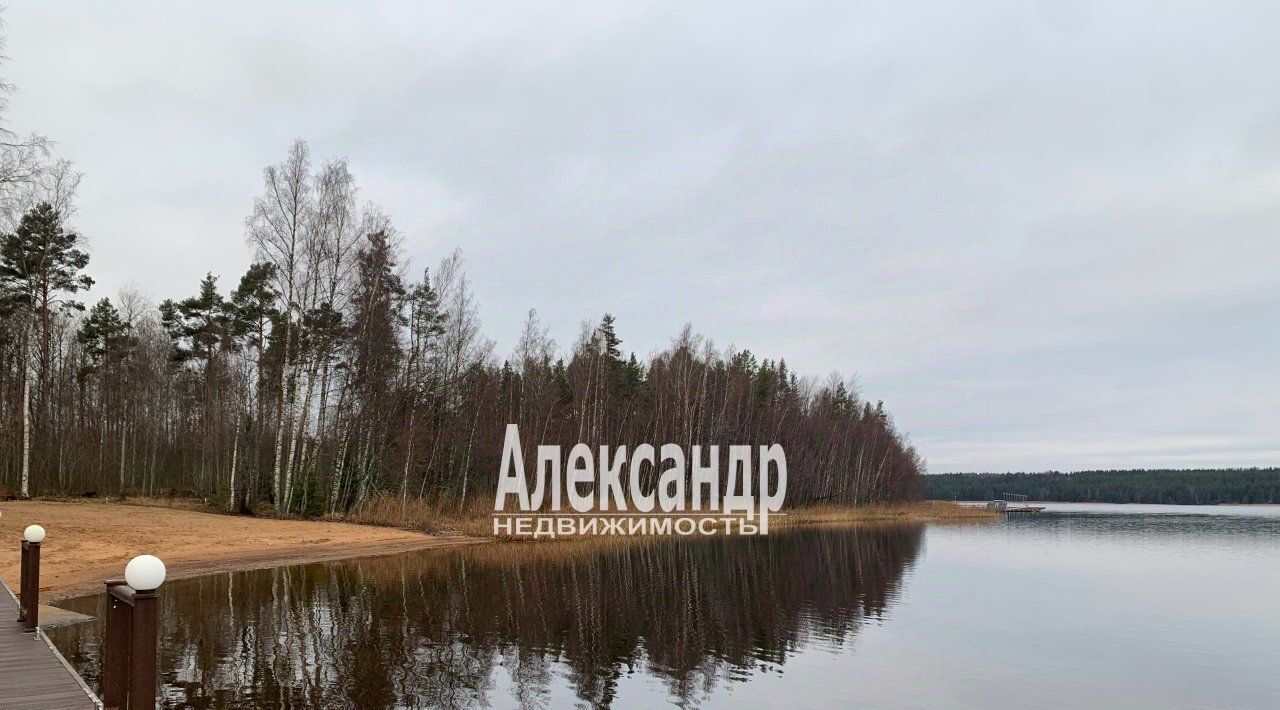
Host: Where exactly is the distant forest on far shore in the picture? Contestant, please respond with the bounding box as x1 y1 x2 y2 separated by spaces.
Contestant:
926 468 1280 505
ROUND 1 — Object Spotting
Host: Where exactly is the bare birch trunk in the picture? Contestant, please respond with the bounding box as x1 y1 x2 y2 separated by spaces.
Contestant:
272 327 291 509
228 426 240 512
119 426 127 493
400 407 416 520
272 312 294 511
283 366 316 514
458 398 482 512
20 368 31 498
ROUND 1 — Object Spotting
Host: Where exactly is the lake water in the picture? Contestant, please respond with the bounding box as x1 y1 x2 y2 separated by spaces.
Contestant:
48 504 1280 708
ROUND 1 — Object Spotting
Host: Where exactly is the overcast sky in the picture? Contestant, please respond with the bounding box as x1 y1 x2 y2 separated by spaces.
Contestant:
4 1 1277 472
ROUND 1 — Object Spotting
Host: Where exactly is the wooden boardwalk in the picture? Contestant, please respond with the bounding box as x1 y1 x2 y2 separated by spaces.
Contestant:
0 580 100 709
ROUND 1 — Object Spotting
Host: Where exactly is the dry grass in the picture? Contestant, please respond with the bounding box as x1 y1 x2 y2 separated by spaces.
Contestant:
1 492 216 512
778 500 997 526
336 494 497 537
336 494 996 539
16 492 994 536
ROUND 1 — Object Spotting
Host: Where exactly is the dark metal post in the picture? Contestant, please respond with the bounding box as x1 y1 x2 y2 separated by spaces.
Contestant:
20 539 39 631
16 540 28 623
103 580 131 709
128 589 158 710
103 578 159 710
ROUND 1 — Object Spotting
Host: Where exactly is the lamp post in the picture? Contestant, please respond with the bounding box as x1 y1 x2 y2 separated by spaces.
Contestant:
18 524 45 632
104 555 166 710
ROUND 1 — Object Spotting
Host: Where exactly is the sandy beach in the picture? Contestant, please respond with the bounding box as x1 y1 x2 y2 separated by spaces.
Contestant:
0 499 487 601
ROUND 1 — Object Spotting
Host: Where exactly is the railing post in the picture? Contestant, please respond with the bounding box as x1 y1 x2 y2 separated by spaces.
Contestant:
102 556 165 710
18 525 44 631
128 590 158 710
103 581 131 709
21 540 39 631
16 540 28 623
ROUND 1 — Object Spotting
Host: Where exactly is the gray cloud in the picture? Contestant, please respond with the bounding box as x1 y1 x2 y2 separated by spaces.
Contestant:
5 0 1277 471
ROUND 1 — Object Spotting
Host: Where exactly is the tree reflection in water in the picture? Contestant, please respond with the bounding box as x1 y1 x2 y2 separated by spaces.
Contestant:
50 524 923 708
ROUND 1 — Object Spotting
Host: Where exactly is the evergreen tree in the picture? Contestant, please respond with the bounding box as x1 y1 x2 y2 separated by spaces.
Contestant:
349 230 407 396
597 313 622 364
160 273 234 364
230 262 280 351
0 203 93 315
553 358 573 407
407 267 447 379
0 202 93 497
227 262 281 511
341 229 408 507
622 352 645 393
77 298 128 373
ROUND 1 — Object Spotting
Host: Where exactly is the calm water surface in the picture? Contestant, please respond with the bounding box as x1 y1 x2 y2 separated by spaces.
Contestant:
49 504 1280 709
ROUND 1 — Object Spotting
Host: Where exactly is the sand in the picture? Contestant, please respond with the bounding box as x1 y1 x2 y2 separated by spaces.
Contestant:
0 499 487 601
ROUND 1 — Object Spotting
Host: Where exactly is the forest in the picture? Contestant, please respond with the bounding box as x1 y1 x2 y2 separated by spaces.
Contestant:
925 468 1280 505
0 33 923 517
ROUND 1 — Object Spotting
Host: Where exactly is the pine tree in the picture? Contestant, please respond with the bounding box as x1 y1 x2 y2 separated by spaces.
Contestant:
160 273 233 364
0 202 93 497
230 262 280 351
228 262 281 510
76 297 135 491
0 203 93 314
159 273 237 497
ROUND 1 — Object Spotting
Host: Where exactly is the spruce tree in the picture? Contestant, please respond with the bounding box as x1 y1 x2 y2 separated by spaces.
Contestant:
597 312 623 364
77 297 128 372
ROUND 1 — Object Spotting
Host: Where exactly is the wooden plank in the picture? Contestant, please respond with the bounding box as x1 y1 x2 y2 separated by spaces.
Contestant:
0 579 100 709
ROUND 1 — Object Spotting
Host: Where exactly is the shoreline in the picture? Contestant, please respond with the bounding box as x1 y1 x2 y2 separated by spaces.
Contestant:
1 498 991 601
0 499 489 601
778 500 997 526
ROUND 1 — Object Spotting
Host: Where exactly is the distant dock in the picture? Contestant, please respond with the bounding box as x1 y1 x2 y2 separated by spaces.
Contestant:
985 494 1046 516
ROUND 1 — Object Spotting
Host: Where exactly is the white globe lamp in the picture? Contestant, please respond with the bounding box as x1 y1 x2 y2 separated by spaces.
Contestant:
23 524 45 543
125 554 167 591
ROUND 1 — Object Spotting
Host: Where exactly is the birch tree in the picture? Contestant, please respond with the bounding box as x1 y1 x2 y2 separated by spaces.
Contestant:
246 139 313 509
